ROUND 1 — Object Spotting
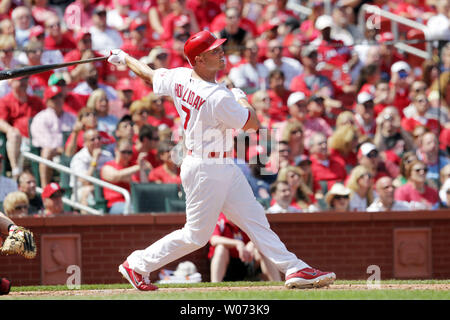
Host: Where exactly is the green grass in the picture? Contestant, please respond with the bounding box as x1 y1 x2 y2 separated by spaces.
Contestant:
2 280 449 300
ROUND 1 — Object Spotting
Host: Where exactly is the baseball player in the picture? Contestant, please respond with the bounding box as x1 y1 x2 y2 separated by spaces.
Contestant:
108 30 336 290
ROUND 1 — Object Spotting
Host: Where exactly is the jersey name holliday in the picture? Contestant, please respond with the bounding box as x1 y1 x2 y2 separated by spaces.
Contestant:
174 83 206 111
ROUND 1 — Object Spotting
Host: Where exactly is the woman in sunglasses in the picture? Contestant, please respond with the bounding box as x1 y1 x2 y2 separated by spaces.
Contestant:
325 183 351 212
2 191 29 218
394 159 439 208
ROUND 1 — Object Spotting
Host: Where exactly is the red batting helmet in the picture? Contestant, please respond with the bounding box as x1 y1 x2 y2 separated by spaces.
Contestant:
183 31 227 67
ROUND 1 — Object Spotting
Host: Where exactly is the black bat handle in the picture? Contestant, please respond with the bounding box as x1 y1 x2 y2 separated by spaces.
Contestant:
0 56 108 81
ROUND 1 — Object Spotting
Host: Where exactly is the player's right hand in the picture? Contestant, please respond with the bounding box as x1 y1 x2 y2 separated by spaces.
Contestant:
108 49 128 66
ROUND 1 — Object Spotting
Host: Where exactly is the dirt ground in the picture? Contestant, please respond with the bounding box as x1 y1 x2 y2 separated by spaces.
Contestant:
7 283 450 297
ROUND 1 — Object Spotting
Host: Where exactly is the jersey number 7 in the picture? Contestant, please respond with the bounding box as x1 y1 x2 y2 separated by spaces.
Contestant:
181 104 191 130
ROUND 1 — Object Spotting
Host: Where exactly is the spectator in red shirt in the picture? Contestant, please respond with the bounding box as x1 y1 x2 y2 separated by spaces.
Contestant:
63 30 108 84
378 32 404 78
299 1 324 42
161 0 199 42
401 93 441 136
290 45 334 98
388 61 413 117
394 0 436 22
109 78 135 118
41 182 67 217
210 0 258 36
164 31 190 68
47 72 89 117
314 15 356 73
328 124 359 169
101 138 150 214
143 93 175 130
120 18 150 60
44 14 76 56
394 159 439 209
266 69 291 122
356 142 398 181
22 40 53 98
355 63 380 97
354 92 376 139
0 75 45 178
373 79 390 116
31 0 58 26
186 0 222 31
147 0 172 38
131 47 171 100
208 212 281 282
308 132 347 192
132 124 162 169
303 95 333 143
148 140 181 184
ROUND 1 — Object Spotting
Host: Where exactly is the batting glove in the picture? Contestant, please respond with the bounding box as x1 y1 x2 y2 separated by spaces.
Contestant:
108 49 128 66
231 87 247 101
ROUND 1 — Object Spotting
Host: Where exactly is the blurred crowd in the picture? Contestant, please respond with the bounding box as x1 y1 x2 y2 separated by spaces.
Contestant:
0 0 449 217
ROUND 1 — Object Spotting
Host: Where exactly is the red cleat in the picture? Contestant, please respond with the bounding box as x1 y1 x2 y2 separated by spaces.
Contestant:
285 267 336 289
118 261 158 291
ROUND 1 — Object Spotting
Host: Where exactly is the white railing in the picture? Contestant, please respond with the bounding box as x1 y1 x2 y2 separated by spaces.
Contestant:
358 4 432 60
23 151 132 215
286 0 312 17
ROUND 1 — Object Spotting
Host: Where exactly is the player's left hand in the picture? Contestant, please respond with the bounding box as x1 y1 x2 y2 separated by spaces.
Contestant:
0 225 37 259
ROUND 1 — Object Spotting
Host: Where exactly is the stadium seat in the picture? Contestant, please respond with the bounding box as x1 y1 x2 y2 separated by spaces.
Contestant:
93 169 108 213
164 198 186 213
257 198 271 210
59 153 73 212
131 183 182 213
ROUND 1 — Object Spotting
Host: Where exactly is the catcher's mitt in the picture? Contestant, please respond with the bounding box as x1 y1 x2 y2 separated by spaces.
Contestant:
1 226 37 259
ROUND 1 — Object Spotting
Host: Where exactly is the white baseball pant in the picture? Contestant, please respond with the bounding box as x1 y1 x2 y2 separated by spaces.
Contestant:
127 155 309 277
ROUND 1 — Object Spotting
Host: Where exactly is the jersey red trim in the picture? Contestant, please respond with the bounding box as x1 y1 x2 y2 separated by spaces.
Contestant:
242 109 251 129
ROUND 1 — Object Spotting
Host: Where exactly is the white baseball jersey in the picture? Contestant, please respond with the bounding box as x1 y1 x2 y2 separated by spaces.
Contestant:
152 67 250 155
126 67 309 280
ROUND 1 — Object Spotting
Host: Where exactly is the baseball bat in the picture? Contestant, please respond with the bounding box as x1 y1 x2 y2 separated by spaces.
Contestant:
0 56 109 81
